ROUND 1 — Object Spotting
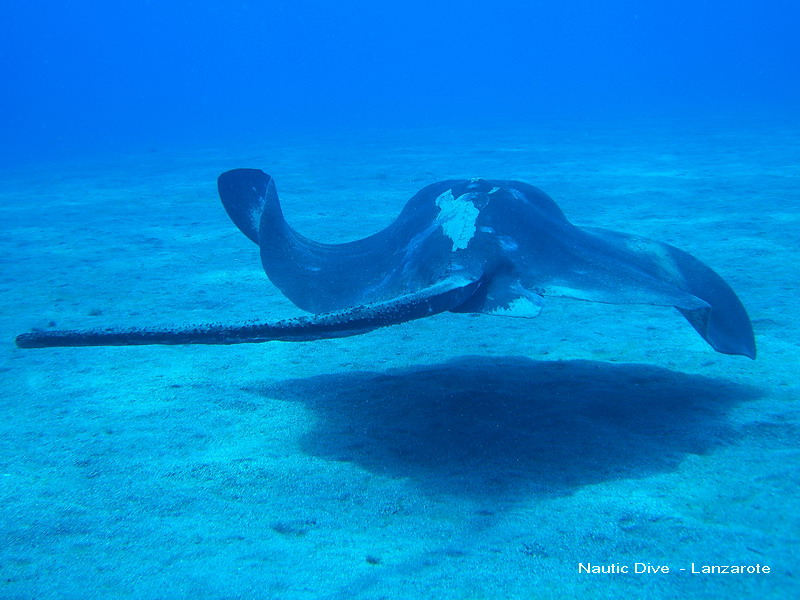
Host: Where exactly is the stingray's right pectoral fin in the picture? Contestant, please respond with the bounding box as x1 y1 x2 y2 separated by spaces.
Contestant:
578 227 757 359
15 277 483 348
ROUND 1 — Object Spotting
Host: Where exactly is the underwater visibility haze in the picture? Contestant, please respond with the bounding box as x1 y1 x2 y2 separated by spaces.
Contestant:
1 1 799 598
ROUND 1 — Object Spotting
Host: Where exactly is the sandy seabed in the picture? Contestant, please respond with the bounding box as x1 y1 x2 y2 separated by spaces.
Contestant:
1 119 798 599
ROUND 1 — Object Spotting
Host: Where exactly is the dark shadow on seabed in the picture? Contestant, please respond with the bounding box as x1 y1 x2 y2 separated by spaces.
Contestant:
250 356 761 499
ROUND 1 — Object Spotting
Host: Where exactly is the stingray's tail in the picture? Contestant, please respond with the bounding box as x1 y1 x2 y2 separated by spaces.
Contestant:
15 318 357 348
15 277 481 349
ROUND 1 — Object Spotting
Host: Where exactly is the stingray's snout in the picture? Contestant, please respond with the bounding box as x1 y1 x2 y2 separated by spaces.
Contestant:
467 178 492 191
451 178 493 195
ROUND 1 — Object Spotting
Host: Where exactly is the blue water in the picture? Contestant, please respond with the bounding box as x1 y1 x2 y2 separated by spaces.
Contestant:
2 2 799 599
3 1 798 165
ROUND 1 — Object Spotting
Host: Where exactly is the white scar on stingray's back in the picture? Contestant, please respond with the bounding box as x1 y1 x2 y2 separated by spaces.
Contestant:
435 190 480 251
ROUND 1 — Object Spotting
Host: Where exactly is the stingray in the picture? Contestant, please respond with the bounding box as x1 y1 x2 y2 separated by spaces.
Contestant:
15 170 756 358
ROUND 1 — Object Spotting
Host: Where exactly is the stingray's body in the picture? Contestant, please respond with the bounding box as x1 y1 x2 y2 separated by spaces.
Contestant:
16 170 756 358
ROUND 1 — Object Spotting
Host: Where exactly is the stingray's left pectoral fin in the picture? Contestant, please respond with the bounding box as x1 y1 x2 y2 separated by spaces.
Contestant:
14 277 483 349
217 168 278 244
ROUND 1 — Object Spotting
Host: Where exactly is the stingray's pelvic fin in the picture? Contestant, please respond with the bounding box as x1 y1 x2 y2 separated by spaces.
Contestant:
15 277 481 349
